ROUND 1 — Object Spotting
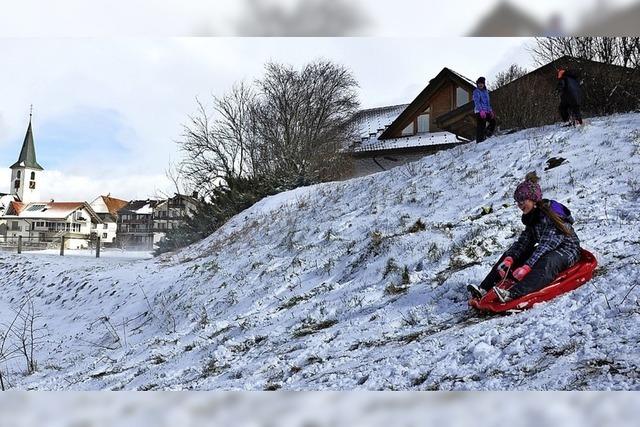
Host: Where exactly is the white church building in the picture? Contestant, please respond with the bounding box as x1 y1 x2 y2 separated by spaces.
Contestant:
0 117 103 249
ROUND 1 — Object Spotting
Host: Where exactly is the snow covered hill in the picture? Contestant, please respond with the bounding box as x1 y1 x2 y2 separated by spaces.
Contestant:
1 113 639 390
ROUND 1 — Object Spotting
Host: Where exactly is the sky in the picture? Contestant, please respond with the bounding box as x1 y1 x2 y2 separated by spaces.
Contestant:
0 37 535 202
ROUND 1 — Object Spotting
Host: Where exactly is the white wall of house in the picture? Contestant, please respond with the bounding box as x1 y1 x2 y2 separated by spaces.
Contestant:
92 220 117 244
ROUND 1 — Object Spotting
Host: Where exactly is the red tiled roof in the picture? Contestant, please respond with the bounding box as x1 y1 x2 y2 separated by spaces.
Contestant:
8 201 25 215
101 195 128 216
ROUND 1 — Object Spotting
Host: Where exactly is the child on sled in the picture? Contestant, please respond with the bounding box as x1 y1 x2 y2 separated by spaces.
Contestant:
468 172 581 302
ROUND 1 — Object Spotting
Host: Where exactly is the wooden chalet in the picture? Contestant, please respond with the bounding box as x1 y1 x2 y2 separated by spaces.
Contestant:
349 67 477 176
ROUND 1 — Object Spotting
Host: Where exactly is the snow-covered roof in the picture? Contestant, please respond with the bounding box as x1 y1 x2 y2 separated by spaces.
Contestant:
353 130 461 153
354 104 409 139
351 104 461 152
4 201 102 222
136 204 153 214
0 194 18 214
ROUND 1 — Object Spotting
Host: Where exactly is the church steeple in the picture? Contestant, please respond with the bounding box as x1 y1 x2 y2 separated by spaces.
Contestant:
10 109 43 171
9 109 43 204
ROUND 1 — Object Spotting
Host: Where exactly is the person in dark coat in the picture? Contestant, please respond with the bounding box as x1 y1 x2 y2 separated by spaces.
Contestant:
467 172 582 302
472 76 496 142
557 68 583 125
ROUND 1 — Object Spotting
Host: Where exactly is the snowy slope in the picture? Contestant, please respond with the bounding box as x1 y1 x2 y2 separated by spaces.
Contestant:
1 113 639 390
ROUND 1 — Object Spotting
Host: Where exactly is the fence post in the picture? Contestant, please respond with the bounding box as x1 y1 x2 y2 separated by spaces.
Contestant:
60 236 65 256
96 236 101 258
17 235 22 254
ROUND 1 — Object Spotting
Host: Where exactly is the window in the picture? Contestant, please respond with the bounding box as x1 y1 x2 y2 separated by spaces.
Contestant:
417 114 430 133
102 233 108 239
14 180 20 189
456 87 469 107
29 181 36 189
30 172 35 180
103 224 108 229
401 122 414 136
26 204 46 212
11 221 19 231
17 171 21 179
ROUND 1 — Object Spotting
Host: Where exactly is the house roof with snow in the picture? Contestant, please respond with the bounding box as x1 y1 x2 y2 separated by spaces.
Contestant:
379 67 476 140
155 193 200 210
90 195 129 217
350 67 475 155
118 199 161 216
3 201 102 222
0 194 19 216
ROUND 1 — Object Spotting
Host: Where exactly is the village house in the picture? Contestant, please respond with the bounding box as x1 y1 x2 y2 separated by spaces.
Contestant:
2 201 103 249
153 193 199 235
348 67 476 177
116 199 160 249
90 194 129 246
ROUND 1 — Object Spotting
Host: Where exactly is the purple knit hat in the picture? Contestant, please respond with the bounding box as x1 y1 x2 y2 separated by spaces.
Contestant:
514 172 542 203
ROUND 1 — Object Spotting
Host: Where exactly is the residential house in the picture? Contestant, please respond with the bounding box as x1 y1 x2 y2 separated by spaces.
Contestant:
2 201 103 249
116 199 160 249
153 193 199 236
90 194 129 246
348 67 476 176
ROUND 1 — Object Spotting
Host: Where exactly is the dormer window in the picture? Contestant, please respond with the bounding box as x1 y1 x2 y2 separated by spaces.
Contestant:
456 86 470 107
417 107 430 133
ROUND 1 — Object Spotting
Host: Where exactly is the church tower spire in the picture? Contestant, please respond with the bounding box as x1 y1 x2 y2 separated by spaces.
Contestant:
10 109 43 203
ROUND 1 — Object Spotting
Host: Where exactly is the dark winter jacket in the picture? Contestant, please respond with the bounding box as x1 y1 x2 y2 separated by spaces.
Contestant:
557 70 583 106
473 88 492 113
505 199 581 268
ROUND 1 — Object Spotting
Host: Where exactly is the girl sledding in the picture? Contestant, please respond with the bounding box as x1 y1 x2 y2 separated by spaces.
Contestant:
468 172 597 312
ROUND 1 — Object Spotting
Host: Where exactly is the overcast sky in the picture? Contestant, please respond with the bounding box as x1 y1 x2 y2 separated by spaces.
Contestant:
0 37 536 202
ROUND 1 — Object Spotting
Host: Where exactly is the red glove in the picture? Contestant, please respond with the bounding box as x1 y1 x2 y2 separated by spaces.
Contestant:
512 265 532 281
496 256 513 278
479 111 487 119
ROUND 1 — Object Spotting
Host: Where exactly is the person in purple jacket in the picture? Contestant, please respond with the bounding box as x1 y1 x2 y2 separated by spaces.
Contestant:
473 76 496 143
467 172 582 302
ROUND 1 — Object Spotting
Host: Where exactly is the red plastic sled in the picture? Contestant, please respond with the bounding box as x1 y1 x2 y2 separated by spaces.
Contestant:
469 249 598 313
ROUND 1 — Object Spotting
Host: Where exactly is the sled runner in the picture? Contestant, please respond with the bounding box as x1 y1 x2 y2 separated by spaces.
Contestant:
469 249 597 313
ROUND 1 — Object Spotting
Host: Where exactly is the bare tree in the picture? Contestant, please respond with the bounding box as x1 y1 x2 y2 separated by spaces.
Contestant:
251 60 359 184
178 82 257 196
490 64 529 90
178 60 359 192
531 37 640 67
11 294 44 374
0 294 45 388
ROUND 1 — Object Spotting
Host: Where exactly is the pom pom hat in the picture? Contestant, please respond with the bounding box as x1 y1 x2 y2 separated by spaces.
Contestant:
514 171 543 203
